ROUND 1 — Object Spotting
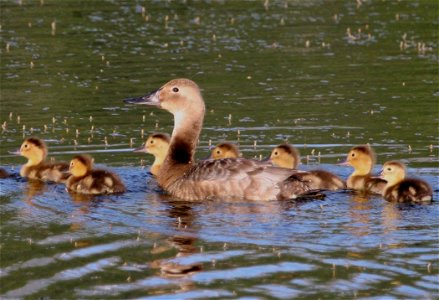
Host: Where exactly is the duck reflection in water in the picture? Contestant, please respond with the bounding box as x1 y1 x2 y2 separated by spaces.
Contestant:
149 194 203 279
347 194 373 237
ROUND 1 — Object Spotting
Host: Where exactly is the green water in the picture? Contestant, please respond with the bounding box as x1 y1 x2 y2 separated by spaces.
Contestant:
0 0 438 298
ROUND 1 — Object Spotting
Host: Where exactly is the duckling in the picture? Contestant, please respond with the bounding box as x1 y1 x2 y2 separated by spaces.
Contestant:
124 78 313 201
270 144 346 191
133 133 171 176
66 154 126 195
380 161 432 203
12 137 69 183
210 142 240 159
339 145 386 194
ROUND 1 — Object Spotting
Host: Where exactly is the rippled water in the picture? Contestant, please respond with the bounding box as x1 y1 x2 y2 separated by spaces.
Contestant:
1 0 438 298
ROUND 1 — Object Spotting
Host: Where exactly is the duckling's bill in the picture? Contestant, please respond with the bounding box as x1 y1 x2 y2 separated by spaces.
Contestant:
123 88 161 106
133 145 147 153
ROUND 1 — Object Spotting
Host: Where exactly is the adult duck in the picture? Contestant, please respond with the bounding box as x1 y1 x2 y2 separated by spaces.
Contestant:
124 78 312 201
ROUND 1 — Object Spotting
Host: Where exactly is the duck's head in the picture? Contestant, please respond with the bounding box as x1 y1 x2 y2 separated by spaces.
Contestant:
69 154 93 177
12 137 47 165
380 161 406 186
134 133 170 157
124 78 204 116
210 142 240 159
339 145 375 175
270 144 300 169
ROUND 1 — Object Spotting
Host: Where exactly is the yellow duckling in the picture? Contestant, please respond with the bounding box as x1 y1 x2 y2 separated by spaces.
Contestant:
380 161 433 202
270 144 346 191
134 133 171 176
339 145 386 194
66 154 126 195
12 137 69 183
210 142 240 159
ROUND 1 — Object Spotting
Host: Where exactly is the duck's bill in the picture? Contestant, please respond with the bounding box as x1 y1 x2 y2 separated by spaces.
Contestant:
9 149 20 155
337 160 350 166
133 145 147 153
123 89 160 106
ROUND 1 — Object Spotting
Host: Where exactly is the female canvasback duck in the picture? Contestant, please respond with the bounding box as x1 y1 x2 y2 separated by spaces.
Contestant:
12 137 69 183
270 144 346 191
66 154 126 195
380 161 433 202
134 133 171 176
124 78 312 201
210 142 241 159
339 145 386 194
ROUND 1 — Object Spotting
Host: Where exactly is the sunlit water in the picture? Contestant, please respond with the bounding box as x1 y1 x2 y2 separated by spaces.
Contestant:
1 0 438 298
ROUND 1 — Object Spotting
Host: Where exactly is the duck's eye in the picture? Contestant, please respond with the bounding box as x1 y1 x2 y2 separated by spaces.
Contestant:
387 167 392 171
172 87 179 93
150 140 154 144
216 150 221 154
24 144 28 148
351 153 355 157
274 151 278 156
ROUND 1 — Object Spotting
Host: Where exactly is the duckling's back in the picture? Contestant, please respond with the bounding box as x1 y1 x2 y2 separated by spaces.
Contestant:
67 169 126 195
348 175 386 195
22 162 69 183
384 178 432 202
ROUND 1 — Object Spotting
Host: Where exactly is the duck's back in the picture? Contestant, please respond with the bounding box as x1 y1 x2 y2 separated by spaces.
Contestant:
68 169 126 194
164 158 310 201
301 170 346 191
348 175 386 194
384 178 433 202
21 162 69 183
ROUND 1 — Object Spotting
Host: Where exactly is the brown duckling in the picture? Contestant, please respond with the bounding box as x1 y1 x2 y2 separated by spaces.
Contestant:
339 145 386 194
12 137 69 183
209 142 241 159
133 133 171 176
66 154 126 195
124 78 312 201
380 161 433 203
270 144 346 191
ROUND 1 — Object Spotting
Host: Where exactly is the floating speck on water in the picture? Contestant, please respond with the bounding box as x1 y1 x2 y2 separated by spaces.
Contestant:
51 20 56 36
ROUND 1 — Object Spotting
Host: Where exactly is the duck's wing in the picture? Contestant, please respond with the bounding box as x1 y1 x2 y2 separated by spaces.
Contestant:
170 158 310 201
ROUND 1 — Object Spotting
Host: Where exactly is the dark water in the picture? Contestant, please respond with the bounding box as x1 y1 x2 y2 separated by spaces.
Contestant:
1 0 438 298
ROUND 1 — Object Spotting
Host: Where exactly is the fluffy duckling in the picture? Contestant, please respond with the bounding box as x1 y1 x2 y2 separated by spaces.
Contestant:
270 144 346 191
66 154 126 195
210 142 240 159
380 161 432 203
124 78 312 201
12 137 69 183
134 133 171 176
339 145 386 194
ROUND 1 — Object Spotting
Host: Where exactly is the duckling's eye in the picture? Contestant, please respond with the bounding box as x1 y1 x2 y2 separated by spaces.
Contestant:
387 167 392 171
150 140 154 144
216 150 221 154
172 87 179 93
24 144 28 148
351 153 355 157
274 151 278 156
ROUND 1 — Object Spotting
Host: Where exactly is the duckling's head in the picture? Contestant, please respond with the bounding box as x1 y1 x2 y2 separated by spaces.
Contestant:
134 133 170 157
341 145 376 175
124 78 204 116
270 144 300 169
210 142 240 159
381 161 406 186
69 155 93 177
18 137 47 165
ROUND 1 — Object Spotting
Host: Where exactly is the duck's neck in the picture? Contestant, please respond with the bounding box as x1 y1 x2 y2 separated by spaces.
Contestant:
25 154 44 167
352 162 372 176
158 106 205 187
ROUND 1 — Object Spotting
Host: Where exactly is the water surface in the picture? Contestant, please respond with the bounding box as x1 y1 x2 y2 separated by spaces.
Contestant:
1 0 438 298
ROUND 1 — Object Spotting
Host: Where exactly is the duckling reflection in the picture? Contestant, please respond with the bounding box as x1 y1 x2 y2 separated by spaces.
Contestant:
149 194 202 278
346 194 373 237
23 180 46 203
